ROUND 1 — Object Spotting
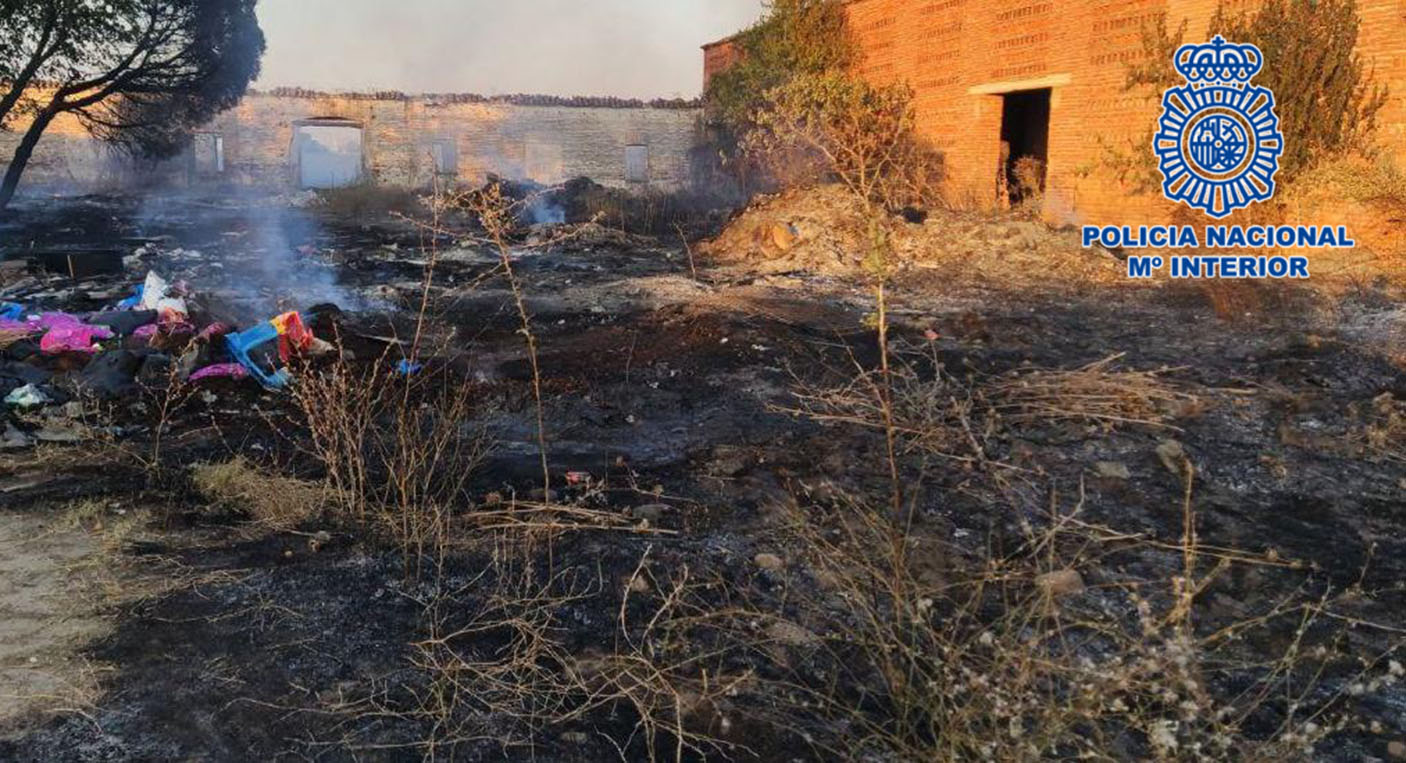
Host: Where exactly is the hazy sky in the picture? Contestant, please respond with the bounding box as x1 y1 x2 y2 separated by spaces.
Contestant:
254 0 765 98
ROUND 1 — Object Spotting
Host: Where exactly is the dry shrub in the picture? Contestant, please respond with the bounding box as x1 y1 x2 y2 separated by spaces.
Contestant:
786 351 1190 468
746 71 945 211
771 485 1399 761
190 456 324 530
989 353 1197 430
768 349 1402 759
337 539 746 762
784 351 994 467
290 355 489 571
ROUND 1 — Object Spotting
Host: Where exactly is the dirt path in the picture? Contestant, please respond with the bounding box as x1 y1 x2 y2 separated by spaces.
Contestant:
0 512 107 737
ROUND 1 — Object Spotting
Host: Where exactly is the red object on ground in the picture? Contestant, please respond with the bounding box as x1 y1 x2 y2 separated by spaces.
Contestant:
271 311 314 362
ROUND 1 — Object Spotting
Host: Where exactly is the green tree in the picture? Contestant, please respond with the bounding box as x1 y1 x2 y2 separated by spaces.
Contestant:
0 0 265 209
699 0 853 190
705 0 853 130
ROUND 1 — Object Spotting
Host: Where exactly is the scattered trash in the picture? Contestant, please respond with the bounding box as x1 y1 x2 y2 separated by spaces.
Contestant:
0 318 39 336
116 284 144 310
395 359 423 375
0 302 23 321
4 384 50 409
138 271 188 322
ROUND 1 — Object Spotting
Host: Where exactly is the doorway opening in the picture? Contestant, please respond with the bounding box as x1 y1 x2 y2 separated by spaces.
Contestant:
292 117 364 189
997 88 1050 207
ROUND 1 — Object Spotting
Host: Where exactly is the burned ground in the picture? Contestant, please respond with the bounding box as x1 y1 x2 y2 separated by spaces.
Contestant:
0 190 1403 761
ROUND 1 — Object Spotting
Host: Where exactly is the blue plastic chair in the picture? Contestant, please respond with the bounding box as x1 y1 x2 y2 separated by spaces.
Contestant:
225 320 293 389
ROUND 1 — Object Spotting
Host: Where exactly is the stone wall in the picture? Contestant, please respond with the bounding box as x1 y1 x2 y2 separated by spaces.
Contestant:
1 93 703 195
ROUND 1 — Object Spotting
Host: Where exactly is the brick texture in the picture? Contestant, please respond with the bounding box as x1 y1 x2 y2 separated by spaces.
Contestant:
704 0 1406 226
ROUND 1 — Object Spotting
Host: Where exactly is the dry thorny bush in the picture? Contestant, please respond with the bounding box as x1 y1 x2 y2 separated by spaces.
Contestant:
323 537 755 761
289 350 489 572
285 181 571 573
765 483 1405 761
769 347 1402 760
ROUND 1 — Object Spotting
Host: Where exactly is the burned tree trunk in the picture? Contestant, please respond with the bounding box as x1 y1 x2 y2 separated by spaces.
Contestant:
0 107 58 211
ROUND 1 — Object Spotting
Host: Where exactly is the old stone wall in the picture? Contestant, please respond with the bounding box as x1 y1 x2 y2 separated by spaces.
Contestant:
1 93 702 194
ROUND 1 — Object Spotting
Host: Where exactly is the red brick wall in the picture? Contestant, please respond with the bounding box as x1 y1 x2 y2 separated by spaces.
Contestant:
703 38 745 92
706 0 1406 226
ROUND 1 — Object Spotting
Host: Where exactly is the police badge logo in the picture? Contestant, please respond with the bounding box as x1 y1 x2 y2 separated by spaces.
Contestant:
1155 36 1282 219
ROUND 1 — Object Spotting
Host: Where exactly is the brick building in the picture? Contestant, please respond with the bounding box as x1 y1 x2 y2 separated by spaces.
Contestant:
703 1 1406 225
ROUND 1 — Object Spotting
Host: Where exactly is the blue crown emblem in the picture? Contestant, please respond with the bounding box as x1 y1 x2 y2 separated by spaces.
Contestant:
1154 36 1282 218
1173 36 1264 85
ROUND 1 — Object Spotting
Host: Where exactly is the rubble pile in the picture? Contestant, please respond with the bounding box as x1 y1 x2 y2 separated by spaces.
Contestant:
700 184 1122 285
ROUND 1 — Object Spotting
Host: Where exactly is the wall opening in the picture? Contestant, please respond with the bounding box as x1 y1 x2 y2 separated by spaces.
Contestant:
292 117 365 189
624 144 650 184
997 88 1050 206
191 132 225 176
429 138 458 177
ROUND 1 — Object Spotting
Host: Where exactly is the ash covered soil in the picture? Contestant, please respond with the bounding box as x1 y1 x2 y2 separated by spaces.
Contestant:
0 191 1403 761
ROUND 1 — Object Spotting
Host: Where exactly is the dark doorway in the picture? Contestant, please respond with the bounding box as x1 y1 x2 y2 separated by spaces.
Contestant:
998 88 1051 206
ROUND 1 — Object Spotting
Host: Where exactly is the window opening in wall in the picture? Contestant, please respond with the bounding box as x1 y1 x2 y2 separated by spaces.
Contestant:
624 143 649 184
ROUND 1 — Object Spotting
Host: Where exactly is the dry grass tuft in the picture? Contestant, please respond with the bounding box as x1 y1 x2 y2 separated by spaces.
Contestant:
989 353 1198 430
191 457 325 531
1358 392 1406 464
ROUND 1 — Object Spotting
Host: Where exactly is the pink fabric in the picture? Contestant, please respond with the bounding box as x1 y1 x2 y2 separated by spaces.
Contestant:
40 323 114 354
133 324 159 339
189 363 249 382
